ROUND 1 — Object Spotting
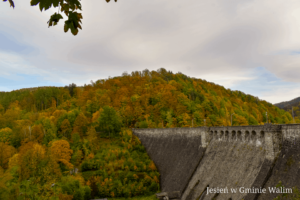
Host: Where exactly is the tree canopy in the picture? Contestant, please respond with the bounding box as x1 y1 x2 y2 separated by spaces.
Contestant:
3 0 117 35
0 68 294 199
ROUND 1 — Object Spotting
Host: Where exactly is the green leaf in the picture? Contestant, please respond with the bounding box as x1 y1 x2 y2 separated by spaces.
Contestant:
31 0 61 12
30 0 40 6
47 13 63 27
64 23 69 33
63 11 82 35
68 0 81 11
4 0 15 8
61 3 69 12
52 0 60 7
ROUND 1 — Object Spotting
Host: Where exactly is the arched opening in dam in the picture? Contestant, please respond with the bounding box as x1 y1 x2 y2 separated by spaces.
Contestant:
220 131 224 140
245 131 250 142
214 131 218 140
251 131 257 143
231 130 236 141
237 131 242 141
225 131 229 141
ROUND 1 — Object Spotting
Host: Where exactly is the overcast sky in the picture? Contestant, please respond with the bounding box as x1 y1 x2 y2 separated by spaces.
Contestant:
1 0 300 104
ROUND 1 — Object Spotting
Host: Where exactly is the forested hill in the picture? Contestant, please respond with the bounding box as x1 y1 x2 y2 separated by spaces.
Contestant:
274 97 300 118
0 68 293 199
0 68 292 129
275 97 300 109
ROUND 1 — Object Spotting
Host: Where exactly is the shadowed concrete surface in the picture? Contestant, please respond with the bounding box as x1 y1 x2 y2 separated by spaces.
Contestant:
182 139 266 200
257 124 300 200
133 124 300 200
133 128 207 195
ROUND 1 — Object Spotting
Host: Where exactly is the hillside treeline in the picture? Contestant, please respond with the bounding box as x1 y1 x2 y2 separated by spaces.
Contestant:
0 68 293 199
274 97 300 121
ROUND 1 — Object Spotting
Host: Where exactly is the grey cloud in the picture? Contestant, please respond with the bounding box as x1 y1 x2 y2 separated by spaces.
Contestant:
2 0 300 102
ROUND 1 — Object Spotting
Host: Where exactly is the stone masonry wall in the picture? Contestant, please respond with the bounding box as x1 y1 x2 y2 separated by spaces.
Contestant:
257 124 300 200
133 124 300 200
132 127 207 195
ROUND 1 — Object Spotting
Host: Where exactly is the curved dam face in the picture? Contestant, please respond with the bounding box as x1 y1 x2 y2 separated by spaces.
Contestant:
258 124 300 200
182 128 271 200
133 128 208 195
132 124 296 200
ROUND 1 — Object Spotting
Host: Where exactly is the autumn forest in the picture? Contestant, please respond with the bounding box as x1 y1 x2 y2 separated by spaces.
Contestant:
0 69 293 199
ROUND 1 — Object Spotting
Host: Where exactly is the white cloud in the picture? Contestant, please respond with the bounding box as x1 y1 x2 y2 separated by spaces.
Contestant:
2 0 300 103
262 87 300 104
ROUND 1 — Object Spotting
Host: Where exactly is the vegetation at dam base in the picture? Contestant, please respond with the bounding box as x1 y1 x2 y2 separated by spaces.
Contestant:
0 128 160 199
0 69 295 199
272 181 300 200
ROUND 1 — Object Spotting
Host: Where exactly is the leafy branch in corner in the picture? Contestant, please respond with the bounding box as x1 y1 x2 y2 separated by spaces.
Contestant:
3 0 118 36
3 0 15 8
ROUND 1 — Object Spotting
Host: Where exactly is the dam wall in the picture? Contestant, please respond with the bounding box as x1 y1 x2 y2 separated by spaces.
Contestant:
258 124 300 200
133 128 208 195
132 124 300 200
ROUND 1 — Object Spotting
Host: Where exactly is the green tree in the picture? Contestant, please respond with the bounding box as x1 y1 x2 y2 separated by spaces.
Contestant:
59 176 91 200
73 112 88 137
60 118 72 139
98 106 122 138
40 118 57 145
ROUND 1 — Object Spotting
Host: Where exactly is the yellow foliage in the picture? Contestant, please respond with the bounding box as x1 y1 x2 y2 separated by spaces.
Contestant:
33 143 46 157
59 159 74 170
51 140 73 170
153 176 159 183
52 98 57 108
58 194 73 200
18 143 48 180
0 166 13 193
49 115 56 124
32 124 44 143
87 127 99 151
181 113 191 127
72 150 83 167
52 110 67 122
8 153 19 168
236 115 248 126
148 161 157 171
92 108 103 123
60 119 72 138
0 127 13 143
72 174 85 186
72 112 88 137
87 153 94 159
0 142 16 169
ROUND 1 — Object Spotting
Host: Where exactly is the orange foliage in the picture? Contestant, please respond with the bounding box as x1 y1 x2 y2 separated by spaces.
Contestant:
0 142 16 169
148 161 157 171
51 140 73 170
58 194 73 200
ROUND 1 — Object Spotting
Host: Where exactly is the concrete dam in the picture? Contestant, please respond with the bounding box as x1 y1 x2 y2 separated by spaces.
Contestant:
132 124 300 200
